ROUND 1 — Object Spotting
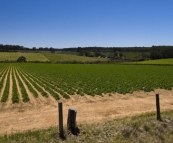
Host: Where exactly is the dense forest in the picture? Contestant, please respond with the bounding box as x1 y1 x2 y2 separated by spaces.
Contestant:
0 44 173 60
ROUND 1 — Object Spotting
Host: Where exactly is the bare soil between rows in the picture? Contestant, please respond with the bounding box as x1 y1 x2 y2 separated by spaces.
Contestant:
0 89 173 135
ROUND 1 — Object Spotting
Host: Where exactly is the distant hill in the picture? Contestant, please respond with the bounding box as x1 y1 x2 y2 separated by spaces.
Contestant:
0 52 49 62
0 52 109 63
42 52 109 63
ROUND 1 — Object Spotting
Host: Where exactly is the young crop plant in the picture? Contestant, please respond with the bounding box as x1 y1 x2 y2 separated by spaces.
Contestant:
16 68 48 98
20 66 75 94
44 86 60 100
14 68 29 102
19 68 70 99
16 68 38 98
11 68 19 103
23 71 61 100
76 89 84 96
0 68 8 91
0 68 6 77
1 68 10 102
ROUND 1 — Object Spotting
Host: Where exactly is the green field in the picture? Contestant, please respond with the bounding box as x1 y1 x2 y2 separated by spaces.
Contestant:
1 63 173 103
0 52 49 62
136 58 173 65
19 63 173 93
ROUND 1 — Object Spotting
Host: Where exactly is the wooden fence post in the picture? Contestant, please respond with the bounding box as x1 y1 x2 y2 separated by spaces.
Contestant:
58 102 64 137
156 94 161 121
67 108 79 135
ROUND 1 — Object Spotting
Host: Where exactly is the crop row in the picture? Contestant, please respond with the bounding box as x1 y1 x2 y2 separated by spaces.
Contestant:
0 68 8 91
17 68 48 98
17 68 68 99
1 68 10 102
16 67 38 98
12 68 19 103
1 65 72 103
14 68 30 102
20 68 79 97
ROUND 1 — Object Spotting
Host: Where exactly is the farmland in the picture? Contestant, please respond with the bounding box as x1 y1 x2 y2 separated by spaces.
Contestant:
0 52 109 63
1 63 173 142
0 63 173 104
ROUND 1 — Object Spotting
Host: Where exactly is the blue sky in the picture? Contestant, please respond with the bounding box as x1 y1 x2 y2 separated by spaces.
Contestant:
0 0 173 48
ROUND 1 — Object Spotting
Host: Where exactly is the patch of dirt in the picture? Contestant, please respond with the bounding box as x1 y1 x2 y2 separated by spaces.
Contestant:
0 89 173 135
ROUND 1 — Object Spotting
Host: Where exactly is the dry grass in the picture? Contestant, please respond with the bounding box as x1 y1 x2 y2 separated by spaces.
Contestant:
0 110 173 143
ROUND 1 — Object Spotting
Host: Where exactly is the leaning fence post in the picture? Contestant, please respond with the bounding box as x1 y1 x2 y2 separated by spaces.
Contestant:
156 94 161 121
58 102 64 137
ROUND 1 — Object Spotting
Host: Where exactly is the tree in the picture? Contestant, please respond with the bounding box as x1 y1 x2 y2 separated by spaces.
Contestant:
84 50 90 57
77 48 84 56
119 53 123 58
17 56 27 62
114 51 118 57
94 49 102 57
76 47 81 52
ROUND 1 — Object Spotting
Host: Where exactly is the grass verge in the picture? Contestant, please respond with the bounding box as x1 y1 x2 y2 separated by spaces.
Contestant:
0 110 173 143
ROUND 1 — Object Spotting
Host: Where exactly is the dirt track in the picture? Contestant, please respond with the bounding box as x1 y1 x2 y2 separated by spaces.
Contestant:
0 89 173 135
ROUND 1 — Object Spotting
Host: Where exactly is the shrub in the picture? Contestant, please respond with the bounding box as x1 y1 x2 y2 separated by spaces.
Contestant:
17 56 26 62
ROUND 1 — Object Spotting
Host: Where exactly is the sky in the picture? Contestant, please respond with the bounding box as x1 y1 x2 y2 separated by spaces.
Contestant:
0 0 173 48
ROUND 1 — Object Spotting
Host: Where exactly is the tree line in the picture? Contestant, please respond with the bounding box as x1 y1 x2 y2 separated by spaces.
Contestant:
1 44 173 60
150 46 173 59
0 44 55 52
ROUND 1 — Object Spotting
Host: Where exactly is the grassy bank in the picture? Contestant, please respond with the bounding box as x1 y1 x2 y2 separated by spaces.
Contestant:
1 110 173 143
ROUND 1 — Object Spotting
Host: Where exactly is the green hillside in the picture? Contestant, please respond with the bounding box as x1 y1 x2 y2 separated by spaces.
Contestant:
43 53 109 63
0 52 49 62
